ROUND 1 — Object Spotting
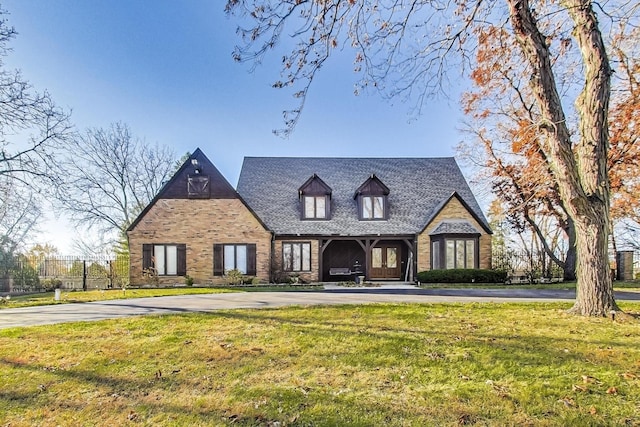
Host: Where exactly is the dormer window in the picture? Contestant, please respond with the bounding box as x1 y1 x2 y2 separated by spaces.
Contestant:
304 195 327 219
362 196 385 219
298 174 332 220
355 174 390 220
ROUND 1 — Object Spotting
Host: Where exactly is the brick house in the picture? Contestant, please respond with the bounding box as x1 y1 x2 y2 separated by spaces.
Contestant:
127 149 492 285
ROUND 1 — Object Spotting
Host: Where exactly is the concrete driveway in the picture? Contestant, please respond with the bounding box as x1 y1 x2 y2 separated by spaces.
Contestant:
1 287 637 329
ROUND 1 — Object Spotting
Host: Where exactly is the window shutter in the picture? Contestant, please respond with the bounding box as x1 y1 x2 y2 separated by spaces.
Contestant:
142 244 153 270
213 244 224 276
247 244 257 276
177 244 187 276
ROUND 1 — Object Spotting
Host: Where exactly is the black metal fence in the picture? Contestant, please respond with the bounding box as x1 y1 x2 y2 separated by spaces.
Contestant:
492 248 565 283
0 255 129 293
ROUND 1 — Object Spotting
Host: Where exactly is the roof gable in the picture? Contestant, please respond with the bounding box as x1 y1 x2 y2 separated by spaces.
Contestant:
430 220 481 235
159 148 237 199
128 148 269 232
298 174 332 197
354 174 390 198
423 192 493 235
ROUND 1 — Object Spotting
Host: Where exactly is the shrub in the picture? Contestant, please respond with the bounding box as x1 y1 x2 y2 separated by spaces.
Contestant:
417 269 507 284
42 278 63 291
10 263 40 289
184 275 194 286
225 269 243 286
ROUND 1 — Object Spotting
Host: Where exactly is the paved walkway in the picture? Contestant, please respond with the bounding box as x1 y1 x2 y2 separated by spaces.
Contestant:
1 287 638 329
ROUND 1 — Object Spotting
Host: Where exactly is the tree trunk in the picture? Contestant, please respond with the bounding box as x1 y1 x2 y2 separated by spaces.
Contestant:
508 0 618 315
570 205 618 315
563 218 577 281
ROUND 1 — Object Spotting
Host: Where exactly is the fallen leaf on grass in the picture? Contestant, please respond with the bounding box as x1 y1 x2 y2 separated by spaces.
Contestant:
606 387 617 395
582 375 601 384
589 406 597 415
572 384 588 392
558 397 575 407
621 372 637 380
458 413 474 425
127 411 138 421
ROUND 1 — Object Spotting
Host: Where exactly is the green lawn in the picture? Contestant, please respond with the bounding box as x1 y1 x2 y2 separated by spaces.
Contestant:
0 287 240 309
420 280 640 291
2 281 639 310
1 302 639 426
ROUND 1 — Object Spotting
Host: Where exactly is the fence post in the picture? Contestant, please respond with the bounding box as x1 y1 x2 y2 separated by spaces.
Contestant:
83 260 87 291
109 261 113 289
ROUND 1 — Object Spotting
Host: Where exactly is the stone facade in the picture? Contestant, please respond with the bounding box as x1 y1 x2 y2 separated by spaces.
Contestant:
128 198 272 286
417 196 492 272
128 151 492 284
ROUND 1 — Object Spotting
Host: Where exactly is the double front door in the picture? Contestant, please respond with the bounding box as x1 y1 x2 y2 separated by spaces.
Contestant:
371 245 401 279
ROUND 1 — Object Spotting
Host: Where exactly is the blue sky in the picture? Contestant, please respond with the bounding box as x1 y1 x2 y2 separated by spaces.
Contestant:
3 1 470 252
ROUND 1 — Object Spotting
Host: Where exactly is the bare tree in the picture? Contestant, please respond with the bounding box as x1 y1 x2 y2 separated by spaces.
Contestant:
226 0 638 315
0 7 71 256
56 122 176 249
0 9 72 187
0 176 40 254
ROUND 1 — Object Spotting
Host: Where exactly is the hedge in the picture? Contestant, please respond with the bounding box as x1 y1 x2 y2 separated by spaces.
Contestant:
416 269 508 284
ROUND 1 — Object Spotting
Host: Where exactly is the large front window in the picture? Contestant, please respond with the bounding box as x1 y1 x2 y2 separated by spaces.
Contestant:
431 238 477 270
283 242 311 272
445 239 476 269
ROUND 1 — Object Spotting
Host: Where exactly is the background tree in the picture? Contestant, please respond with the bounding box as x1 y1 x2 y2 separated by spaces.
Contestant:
460 17 639 283
608 24 640 249
226 0 638 315
56 122 176 250
0 7 71 251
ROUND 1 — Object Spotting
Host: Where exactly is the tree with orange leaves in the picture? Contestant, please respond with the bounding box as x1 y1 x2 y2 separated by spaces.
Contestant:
461 21 640 283
226 1 639 316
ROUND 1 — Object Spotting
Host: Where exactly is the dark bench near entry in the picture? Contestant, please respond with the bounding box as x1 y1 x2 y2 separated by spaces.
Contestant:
329 268 352 276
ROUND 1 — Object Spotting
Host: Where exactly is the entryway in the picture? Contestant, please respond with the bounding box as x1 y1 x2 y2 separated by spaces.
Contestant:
371 245 401 279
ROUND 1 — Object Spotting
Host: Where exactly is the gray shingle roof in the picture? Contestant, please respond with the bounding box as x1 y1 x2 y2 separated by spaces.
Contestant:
430 220 481 235
237 157 489 236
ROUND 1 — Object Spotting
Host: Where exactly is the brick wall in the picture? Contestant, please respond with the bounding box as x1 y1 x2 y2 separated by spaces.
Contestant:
417 197 492 272
128 198 272 286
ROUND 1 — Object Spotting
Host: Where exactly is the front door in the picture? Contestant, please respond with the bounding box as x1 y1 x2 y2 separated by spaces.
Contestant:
370 245 401 279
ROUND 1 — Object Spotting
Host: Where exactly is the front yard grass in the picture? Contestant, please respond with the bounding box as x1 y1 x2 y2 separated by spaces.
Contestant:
0 287 240 309
1 302 639 426
420 280 640 291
